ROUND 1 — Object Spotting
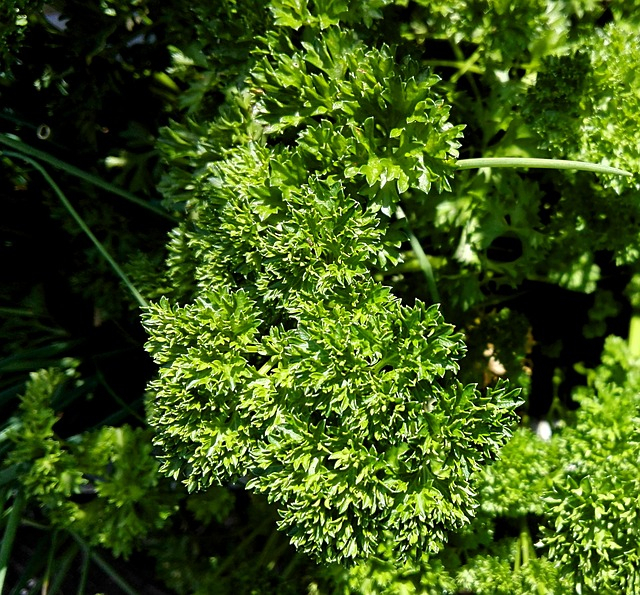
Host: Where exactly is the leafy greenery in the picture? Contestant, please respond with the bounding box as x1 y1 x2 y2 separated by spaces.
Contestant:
541 337 640 593
3 0 640 593
6 365 176 558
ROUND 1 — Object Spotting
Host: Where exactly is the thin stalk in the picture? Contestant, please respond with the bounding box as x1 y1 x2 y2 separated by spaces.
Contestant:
280 552 303 582
629 313 640 357
69 535 139 595
421 59 483 75
456 157 632 177
3 151 148 309
449 42 483 105
76 543 90 595
0 489 26 592
450 50 481 84
42 529 61 595
519 519 530 567
95 368 146 424
396 207 440 303
0 134 175 221
210 515 275 579
48 542 80 595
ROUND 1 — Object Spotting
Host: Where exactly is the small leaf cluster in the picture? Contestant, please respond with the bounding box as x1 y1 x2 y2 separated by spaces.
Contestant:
6 366 178 558
406 0 575 67
525 22 640 193
269 0 395 30
540 337 640 593
252 27 464 203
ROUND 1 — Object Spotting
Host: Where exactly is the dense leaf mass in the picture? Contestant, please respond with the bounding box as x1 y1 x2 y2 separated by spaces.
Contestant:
143 16 520 564
144 203 521 562
7 367 177 558
541 337 640 593
8 0 640 591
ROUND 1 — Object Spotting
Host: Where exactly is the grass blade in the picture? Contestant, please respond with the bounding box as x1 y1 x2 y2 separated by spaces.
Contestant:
0 489 27 592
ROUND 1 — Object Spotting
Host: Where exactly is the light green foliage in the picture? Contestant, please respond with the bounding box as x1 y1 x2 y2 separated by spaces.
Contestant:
541 337 640 593
478 428 559 518
322 331 640 592
191 147 395 301
7 368 85 518
7 367 178 558
269 0 395 29
145 278 521 562
253 27 464 203
390 5 640 311
454 543 563 595
339 547 457 594
91 0 640 588
407 0 573 65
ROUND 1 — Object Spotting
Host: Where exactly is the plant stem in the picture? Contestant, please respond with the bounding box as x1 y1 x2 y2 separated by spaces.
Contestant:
0 489 26 592
396 207 440 303
3 151 148 309
70 534 139 595
456 157 632 177
628 313 640 357
77 542 90 595
0 133 176 221
520 518 530 567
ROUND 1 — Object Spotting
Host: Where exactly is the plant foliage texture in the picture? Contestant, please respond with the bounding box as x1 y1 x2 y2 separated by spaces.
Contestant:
5 0 640 592
143 20 522 563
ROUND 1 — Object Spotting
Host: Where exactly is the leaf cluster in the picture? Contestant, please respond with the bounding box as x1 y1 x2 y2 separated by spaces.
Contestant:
5 366 177 558
144 15 522 566
540 337 640 593
7 0 640 591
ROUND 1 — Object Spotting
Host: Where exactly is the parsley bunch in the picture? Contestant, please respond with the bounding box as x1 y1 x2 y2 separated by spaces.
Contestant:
143 16 521 564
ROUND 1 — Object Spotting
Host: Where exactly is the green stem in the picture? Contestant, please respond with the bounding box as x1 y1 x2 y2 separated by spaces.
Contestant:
449 42 483 105
0 489 26 592
76 542 91 595
629 312 640 357
456 157 632 177
95 368 146 424
0 133 176 221
43 528 60 594
48 542 80 595
3 151 148 309
396 207 440 303
519 519 530 567
211 515 275 579
450 49 482 84
70 534 139 595
421 59 482 75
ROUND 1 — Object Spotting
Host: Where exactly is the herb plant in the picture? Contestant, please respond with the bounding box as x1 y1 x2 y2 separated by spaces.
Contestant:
142 15 525 566
3 0 640 593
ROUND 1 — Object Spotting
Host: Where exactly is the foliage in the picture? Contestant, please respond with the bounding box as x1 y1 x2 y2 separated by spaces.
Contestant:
3 0 640 593
142 12 522 566
541 337 640 593
5 364 176 558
